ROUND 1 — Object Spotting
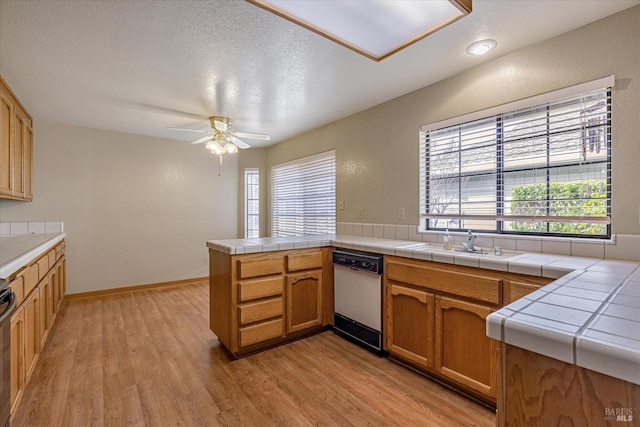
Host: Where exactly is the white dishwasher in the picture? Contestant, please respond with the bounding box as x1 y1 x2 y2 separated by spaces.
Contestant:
332 249 384 353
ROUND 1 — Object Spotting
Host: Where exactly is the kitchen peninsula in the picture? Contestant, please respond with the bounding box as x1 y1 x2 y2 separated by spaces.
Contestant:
208 233 640 420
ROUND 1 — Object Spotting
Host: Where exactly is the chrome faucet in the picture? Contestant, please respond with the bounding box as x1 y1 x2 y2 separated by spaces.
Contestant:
466 230 477 252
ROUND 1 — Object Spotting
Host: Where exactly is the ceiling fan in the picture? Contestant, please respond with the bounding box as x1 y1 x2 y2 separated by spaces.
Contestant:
169 116 270 156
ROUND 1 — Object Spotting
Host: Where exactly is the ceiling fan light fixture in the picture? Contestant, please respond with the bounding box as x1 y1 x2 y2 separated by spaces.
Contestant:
225 142 238 154
466 39 497 55
207 140 225 155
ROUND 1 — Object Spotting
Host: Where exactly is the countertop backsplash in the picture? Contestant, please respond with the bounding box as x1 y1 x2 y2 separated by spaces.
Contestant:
336 222 640 262
0 221 64 236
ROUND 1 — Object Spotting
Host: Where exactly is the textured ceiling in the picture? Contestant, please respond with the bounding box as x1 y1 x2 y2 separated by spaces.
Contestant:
0 0 638 148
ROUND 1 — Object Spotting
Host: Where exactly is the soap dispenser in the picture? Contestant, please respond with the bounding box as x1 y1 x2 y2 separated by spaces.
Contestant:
443 229 452 251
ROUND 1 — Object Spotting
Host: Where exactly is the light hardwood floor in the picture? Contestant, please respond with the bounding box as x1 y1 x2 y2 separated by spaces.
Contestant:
12 281 495 426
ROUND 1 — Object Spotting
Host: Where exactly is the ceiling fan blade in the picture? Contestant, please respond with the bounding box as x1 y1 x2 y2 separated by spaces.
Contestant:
190 135 212 145
230 136 251 149
213 119 228 132
167 127 210 133
232 131 270 141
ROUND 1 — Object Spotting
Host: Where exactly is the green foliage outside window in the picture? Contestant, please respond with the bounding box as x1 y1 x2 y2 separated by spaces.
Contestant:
510 181 607 235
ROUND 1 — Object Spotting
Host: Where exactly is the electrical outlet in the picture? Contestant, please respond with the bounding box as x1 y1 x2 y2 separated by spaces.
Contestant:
398 207 405 220
371 208 378 219
355 206 364 218
339 200 345 210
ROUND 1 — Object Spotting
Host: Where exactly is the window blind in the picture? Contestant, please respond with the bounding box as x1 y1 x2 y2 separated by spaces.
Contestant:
271 150 336 237
245 168 259 239
420 76 613 238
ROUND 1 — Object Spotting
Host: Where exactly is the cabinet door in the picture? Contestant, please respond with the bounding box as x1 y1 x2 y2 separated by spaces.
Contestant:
13 110 24 197
24 290 40 381
286 270 322 333
52 262 60 314
10 307 25 413
386 283 435 369
23 123 33 200
58 257 66 311
434 296 497 399
38 277 51 349
0 90 12 196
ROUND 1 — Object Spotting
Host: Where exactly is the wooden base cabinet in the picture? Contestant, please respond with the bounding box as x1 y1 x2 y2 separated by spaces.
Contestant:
8 241 66 418
498 344 640 426
210 247 330 357
434 296 497 399
384 255 551 404
286 270 322 333
9 306 25 414
385 284 434 369
23 289 40 382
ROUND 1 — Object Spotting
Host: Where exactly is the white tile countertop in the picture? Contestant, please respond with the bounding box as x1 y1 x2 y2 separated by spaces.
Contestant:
207 234 640 386
0 233 66 279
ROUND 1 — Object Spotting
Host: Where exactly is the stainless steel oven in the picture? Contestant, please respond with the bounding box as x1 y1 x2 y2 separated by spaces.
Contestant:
0 278 16 427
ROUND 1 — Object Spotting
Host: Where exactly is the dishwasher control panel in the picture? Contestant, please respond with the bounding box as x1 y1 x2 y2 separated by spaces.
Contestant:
332 250 383 274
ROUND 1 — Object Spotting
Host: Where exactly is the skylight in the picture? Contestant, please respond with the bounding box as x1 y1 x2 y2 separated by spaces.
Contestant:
248 0 472 61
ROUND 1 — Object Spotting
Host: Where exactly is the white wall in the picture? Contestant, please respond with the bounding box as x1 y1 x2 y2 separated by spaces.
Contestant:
266 5 640 236
0 122 239 294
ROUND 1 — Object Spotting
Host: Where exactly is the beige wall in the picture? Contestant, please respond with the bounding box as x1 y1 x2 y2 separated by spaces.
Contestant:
266 5 640 236
3 7 639 294
0 122 239 294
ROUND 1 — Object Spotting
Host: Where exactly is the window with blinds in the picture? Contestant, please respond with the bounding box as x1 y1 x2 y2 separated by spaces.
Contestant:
420 76 613 238
271 150 336 237
245 168 260 238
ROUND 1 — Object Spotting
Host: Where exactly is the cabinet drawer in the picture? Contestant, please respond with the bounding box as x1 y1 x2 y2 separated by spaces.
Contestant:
55 244 63 261
22 264 39 297
387 259 501 305
505 280 541 304
239 318 284 347
238 297 283 325
238 277 283 302
286 251 323 272
238 256 284 279
9 276 24 307
36 255 49 281
47 250 56 270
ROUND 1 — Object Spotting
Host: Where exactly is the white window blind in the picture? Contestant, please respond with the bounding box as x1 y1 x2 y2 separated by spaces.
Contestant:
245 168 259 238
271 150 336 237
420 76 613 238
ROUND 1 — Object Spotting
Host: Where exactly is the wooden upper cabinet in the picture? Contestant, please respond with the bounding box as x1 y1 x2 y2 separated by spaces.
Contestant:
0 75 33 201
0 89 12 196
14 106 32 200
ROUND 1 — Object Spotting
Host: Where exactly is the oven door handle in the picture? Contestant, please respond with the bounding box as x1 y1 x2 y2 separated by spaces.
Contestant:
0 289 16 323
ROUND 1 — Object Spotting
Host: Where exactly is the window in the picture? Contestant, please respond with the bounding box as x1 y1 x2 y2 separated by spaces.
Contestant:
271 150 336 237
245 168 260 238
420 76 613 238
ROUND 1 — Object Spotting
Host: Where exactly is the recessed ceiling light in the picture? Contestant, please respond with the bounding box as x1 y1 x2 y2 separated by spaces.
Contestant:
466 39 497 55
248 0 473 62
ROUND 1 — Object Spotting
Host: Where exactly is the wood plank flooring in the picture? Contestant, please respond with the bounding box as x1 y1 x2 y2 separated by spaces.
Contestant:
12 281 495 426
